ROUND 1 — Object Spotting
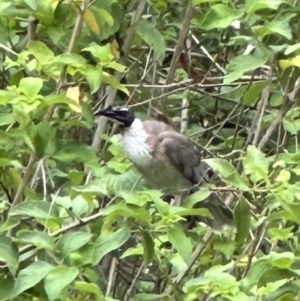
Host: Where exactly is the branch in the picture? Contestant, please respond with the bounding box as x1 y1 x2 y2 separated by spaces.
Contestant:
159 0 193 107
46 0 90 120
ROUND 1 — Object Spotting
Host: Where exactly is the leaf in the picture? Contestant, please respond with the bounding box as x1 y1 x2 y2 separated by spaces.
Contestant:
44 266 79 301
183 189 212 208
275 170 291 183
253 15 294 40
0 217 20 234
92 226 131 265
54 53 87 66
268 227 294 241
234 197 251 246
102 203 152 224
84 64 103 93
74 281 104 298
285 43 300 55
53 144 98 163
245 0 285 13
59 231 93 256
66 86 82 113
243 82 268 106
243 145 271 183
72 179 108 196
204 158 250 191
241 258 271 290
84 8 100 35
19 77 43 97
14 261 54 296
200 4 242 30
269 252 295 269
132 294 164 301
16 230 55 250
224 53 268 84
98 8 114 26
0 237 19 276
103 72 129 95
167 224 193 264
193 0 219 4
82 42 114 62
141 231 154 265
28 41 55 62
9 201 62 226
279 55 300 70
0 276 14 300
134 19 166 64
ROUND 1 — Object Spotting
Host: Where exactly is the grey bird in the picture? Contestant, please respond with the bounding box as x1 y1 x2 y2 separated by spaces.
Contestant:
96 105 233 226
97 105 213 194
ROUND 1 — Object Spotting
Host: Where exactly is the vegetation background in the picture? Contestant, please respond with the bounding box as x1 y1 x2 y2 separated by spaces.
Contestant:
0 0 300 300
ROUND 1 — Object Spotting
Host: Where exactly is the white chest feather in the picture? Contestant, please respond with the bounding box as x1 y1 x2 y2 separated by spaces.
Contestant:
122 119 153 167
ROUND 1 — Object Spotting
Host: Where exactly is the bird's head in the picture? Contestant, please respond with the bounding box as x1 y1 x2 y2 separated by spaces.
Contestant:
95 105 135 127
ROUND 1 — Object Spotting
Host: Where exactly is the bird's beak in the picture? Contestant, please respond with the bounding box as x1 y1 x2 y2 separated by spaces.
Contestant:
95 105 116 118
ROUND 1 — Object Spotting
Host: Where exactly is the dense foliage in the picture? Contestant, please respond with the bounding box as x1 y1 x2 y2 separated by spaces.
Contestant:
0 0 300 300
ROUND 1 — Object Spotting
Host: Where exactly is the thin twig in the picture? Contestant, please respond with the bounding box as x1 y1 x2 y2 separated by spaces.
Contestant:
46 0 89 120
160 0 193 108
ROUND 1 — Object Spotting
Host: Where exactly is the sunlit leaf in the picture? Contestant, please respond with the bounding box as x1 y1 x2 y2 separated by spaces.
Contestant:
92 226 131 265
44 266 79 301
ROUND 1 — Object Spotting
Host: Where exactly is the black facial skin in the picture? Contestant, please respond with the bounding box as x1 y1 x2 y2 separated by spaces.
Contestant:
96 105 135 127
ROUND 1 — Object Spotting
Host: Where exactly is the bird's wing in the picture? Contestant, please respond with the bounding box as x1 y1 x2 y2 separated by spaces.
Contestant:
157 132 213 186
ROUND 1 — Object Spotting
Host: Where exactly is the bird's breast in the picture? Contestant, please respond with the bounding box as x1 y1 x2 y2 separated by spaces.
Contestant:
122 128 153 168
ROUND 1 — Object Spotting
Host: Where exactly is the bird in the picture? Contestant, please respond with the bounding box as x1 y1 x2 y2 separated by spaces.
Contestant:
96 105 214 195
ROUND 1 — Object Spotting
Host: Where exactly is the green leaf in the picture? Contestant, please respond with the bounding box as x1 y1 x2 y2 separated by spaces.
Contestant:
54 53 87 66
53 145 98 163
19 77 43 97
224 54 268 84
243 145 271 183
204 158 250 191
269 252 295 269
141 231 154 265
147 190 170 214
253 14 295 40
92 226 131 265
200 4 242 30
14 261 54 296
0 236 19 276
118 191 153 206
74 281 104 298
103 72 129 95
84 64 103 93
44 266 79 301
103 203 152 224
72 179 108 196
193 0 219 4
167 224 193 264
241 258 271 290
0 276 15 300
0 217 20 234
285 43 300 55
134 19 166 64
82 42 114 62
9 201 62 226
28 41 55 62
234 197 251 246
0 113 14 126
132 294 163 301
268 227 294 241
59 231 93 257
16 230 55 250
245 0 285 14
243 82 268 106
183 189 212 208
